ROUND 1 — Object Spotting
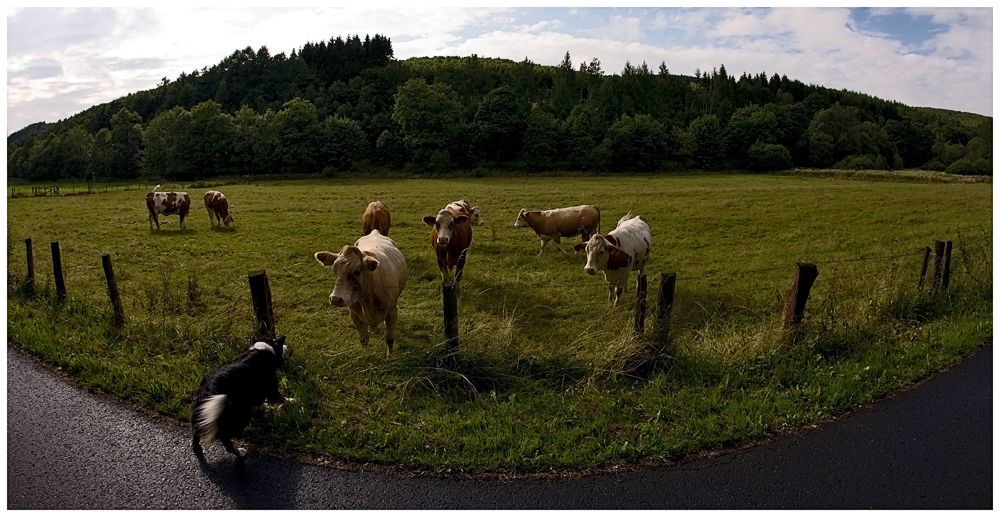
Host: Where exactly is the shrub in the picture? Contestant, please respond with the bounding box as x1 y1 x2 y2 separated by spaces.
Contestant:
946 158 993 176
746 142 793 172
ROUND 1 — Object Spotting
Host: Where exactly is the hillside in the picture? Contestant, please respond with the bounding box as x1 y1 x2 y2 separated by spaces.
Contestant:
7 33 992 181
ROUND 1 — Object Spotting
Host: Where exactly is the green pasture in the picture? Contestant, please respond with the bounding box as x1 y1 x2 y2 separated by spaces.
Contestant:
6 173 992 471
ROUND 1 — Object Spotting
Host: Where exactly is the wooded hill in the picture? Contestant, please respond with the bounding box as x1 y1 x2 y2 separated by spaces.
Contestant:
7 33 993 181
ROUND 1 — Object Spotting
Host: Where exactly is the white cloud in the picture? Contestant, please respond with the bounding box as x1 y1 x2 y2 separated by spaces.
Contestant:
5 6 992 136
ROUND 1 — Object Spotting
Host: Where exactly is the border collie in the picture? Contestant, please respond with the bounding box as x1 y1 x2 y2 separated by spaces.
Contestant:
191 336 290 463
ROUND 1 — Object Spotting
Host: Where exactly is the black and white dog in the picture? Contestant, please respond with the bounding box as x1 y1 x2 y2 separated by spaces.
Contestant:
191 336 291 463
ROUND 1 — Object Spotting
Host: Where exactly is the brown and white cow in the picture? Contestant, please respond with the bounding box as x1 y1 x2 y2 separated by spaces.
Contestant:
513 205 601 256
146 190 191 230
362 200 391 236
314 230 408 355
573 213 651 305
423 200 475 285
204 190 234 227
448 199 484 227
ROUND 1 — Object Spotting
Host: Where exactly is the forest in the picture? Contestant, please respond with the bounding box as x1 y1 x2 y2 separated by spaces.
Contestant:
6 33 993 182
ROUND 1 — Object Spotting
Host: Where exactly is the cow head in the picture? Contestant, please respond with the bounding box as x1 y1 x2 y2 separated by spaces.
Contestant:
512 209 530 229
314 246 380 307
469 205 485 226
574 234 626 275
424 210 469 246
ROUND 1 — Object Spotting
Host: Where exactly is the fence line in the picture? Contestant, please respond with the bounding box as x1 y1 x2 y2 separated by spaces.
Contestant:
11 235 973 363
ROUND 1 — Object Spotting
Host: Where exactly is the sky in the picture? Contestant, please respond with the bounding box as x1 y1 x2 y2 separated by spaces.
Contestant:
5 5 994 137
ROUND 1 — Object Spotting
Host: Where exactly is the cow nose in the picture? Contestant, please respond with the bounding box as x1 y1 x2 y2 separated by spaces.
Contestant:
584 267 596 275
329 294 346 306
437 237 450 246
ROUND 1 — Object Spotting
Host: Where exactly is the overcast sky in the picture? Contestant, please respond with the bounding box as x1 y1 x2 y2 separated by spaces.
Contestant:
5 6 994 137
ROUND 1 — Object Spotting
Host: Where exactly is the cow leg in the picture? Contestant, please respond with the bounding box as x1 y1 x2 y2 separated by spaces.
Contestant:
384 306 399 355
350 310 371 346
551 235 568 255
179 214 186 229
150 213 160 230
207 207 215 226
537 238 547 256
455 248 469 283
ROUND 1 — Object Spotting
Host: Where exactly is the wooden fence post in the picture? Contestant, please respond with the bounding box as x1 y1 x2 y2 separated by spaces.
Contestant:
656 273 677 348
783 263 818 330
25 238 35 288
51 241 66 299
917 246 931 291
248 270 275 340
442 283 460 360
942 241 953 290
633 274 648 338
932 240 946 291
102 254 125 327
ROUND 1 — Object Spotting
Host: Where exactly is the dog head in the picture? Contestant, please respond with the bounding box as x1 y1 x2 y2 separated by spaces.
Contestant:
250 335 288 366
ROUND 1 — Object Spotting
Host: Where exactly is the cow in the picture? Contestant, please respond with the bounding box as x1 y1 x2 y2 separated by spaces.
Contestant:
314 230 408 355
513 205 601 256
423 200 475 285
449 199 485 227
204 190 234 227
362 201 391 236
146 190 191 230
573 213 651 305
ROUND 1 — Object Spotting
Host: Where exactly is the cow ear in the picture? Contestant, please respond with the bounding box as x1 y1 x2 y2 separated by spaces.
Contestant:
423 216 437 226
605 235 618 247
454 215 469 225
362 255 380 271
573 242 587 252
314 251 338 267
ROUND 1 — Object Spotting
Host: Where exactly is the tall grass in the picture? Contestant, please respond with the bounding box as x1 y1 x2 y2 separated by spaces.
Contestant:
6 174 992 471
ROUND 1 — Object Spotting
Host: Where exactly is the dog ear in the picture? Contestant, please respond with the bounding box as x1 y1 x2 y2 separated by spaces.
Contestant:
273 336 287 361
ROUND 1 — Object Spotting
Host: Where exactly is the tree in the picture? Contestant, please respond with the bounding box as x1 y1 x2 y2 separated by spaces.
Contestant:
110 107 143 179
521 108 563 171
323 116 369 171
188 100 236 177
605 114 667 172
271 97 326 174
391 78 463 168
143 107 192 178
470 85 530 162
724 104 778 166
563 103 606 170
689 114 724 170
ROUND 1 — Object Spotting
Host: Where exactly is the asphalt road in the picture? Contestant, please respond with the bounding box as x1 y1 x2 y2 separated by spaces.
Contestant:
7 341 992 509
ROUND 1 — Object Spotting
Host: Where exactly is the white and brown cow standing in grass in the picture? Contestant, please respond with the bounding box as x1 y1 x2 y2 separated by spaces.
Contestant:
314 230 407 355
204 190 234 227
423 200 478 285
146 189 191 230
574 213 651 305
362 200 391 236
513 205 601 256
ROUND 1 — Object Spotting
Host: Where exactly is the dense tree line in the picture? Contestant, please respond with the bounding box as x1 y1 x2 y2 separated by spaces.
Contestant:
7 34 993 182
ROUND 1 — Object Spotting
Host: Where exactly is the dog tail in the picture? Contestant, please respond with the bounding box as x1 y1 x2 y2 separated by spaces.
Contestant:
193 394 226 445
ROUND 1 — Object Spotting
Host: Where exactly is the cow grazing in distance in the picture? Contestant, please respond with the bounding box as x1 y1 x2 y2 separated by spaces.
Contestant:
146 190 191 230
513 205 601 256
314 230 408 355
362 201 391 236
204 190 234 227
574 213 651 305
423 200 475 285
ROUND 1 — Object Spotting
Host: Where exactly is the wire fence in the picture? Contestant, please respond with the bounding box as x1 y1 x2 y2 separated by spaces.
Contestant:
10 232 991 355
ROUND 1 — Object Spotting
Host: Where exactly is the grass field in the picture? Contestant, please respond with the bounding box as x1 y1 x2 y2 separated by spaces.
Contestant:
6 173 992 471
